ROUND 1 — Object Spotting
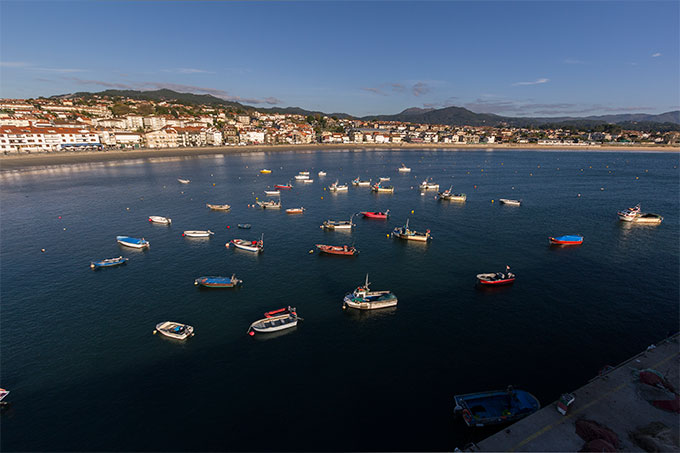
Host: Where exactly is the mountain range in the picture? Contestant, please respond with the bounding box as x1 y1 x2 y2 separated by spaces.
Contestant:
56 89 680 131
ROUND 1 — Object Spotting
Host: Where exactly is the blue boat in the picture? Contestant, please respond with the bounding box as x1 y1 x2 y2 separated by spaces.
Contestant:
549 234 583 245
194 275 242 288
116 236 149 249
90 256 128 270
454 386 540 427
238 224 252 229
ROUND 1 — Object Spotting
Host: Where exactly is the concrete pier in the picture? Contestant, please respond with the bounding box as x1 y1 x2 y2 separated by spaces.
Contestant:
475 334 679 452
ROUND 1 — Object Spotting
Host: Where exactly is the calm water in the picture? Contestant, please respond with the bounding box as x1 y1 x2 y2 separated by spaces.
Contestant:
1 149 678 451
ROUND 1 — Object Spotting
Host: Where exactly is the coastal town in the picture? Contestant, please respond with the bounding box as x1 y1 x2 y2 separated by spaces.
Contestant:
1 94 678 155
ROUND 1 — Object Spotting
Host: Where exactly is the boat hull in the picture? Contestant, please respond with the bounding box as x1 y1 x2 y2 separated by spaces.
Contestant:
194 276 242 288
183 230 213 238
499 199 521 206
361 211 389 219
343 293 398 310
274 185 292 190
91 257 128 269
116 236 149 249
250 314 298 333
476 273 516 286
454 389 540 428
155 322 194 340
316 244 357 256
549 235 583 245
229 240 263 252
206 204 231 211
148 216 171 225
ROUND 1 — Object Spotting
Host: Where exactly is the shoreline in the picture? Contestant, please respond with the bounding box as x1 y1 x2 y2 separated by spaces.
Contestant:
0 143 678 170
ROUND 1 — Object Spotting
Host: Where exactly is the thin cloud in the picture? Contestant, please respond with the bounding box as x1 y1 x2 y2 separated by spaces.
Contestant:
512 78 549 86
412 82 430 97
1 61 84 73
33 67 85 73
651 52 662 57
391 83 405 93
162 68 214 74
465 98 654 116
563 58 585 64
0 61 30 68
361 87 387 96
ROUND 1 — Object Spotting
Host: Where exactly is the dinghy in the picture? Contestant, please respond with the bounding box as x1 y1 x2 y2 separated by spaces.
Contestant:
454 386 540 427
398 164 411 173
328 181 349 192
318 171 327 176
274 184 293 190
260 169 272 174
90 256 128 270
343 274 397 310
633 213 663 224
499 198 521 206
315 244 358 256
264 190 281 196
154 321 194 340
177 178 190 184
286 207 305 214
148 216 171 225
206 203 231 211
352 177 371 186
194 274 242 288
182 230 214 238
256 200 281 209
361 210 389 219
116 236 149 249
549 234 583 245
248 307 300 335
237 224 252 229
477 267 516 286
228 234 264 252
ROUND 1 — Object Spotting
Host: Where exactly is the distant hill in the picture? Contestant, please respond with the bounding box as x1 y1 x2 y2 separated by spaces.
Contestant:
61 89 248 110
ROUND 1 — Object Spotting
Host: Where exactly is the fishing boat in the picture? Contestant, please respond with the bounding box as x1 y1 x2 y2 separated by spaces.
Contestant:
294 174 310 180
206 203 231 211
328 181 349 192
316 244 358 256
352 177 371 186
194 274 242 288
318 171 327 176
499 198 522 206
177 178 190 184
301 179 314 184
361 210 389 219
438 186 467 201
286 207 305 214
116 236 149 249
477 267 516 286
617 203 641 222
237 224 252 229
419 179 440 191
398 164 411 173
391 219 431 242
379 177 391 182
633 213 664 224
343 274 398 310
298 171 310 176
264 190 281 196
274 184 293 190
260 169 272 174
148 216 171 225
0 388 9 406
248 307 301 335
182 230 214 238
371 182 395 193
321 215 355 230
454 386 540 427
228 234 264 252
549 234 583 245
154 321 194 340
90 256 128 269
256 199 282 209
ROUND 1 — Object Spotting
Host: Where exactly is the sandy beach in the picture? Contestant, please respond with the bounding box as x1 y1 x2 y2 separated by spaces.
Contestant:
0 142 677 170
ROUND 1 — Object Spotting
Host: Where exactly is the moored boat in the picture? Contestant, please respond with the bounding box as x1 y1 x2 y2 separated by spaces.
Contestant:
256 199 282 209
274 184 293 190
379 177 391 181
286 207 305 214
177 178 190 184
148 216 171 225
438 186 467 201
329 180 349 192
206 203 231 211
116 236 149 249
398 164 411 173
371 182 394 193
294 174 310 180
391 219 431 242
633 213 663 224
352 177 371 186
477 266 516 286
343 274 397 310
499 198 522 206
228 234 264 252
316 244 358 256
237 223 252 229
549 234 583 245
361 210 389 219
154 321 194 340
419 179 440 191
264 190 281 196
183 230 214 238
248 307 301 335
454 386 540 427
260 169 272 174
321 215 355 230
617 203 641 222
301 179 314 184
90 256 128 269
0 388 9 406
194 274 242 288
318 171 327 176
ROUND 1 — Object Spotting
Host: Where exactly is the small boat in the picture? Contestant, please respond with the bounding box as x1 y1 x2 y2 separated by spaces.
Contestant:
372 182 394 193
294 174 310 180
391 219 431 242
361 210 389 219
328 181 349 192
154 321 194 340
549 234 583 245
116 236 149 249
454 386 540 427
477 267 516 286
286 207 305 214
148 216 171 225
438 186 467 201
228 234 264 252
274 184 293 190
248 307 301 335
321 215 355 230
182 230 214 238
90 256 128 269
207 203 231 211
398 164 411 173
343 274 397 310
617 203 641 222
264 190 281 196
316 244 358 256
379 177 391 182
194 274 242 288
419 179 440 191
298 171 310 176
301 179 314 184
177 178 191 184
260 169 272 174
256 200 282 209
633 213 663 224
352 177 371 186
237 224 252 229
499 198 522 206
0 388 9 406
318 171 327 176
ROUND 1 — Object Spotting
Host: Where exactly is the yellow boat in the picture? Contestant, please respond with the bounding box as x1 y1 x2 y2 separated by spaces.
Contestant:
260 169 272 174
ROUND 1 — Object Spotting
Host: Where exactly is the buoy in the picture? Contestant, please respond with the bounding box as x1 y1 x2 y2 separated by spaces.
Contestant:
126 207 130 210
577 193 581 197
636 177 639 180
309 250 314 254
227 225 230 229
600 187 604 191
248 331 255 336
491 199 494 203
182 233 185 236
411 210 414 214
320 196 323 200
386 234 390 238
58 216 61 219
41 248 46 252
342 304 347 310
213 183 215 186
63 228 66 231
474 185 477 189
153 330 157 335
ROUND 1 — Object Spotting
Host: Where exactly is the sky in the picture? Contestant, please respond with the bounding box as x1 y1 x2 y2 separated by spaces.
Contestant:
0 1 678 117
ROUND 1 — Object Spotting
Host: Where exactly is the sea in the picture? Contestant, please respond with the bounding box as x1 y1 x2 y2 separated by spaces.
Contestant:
1 148 678 451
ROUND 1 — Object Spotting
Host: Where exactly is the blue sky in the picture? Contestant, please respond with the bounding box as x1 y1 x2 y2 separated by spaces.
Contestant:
1 1 678 117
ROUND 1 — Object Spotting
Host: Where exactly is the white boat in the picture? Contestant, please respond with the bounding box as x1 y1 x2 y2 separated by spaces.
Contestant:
352 177 371 186
248 307 300 335
116 236 149 249
391 219 431 242
256 200 282 209
318 171 327 176
419 179 440 191
343 274 398 310
206 203 231 211
228 234 264 252
155 321 194 340
398 164 411 173
183 230 214 238
264 190 281 196
177 178 191 184
499 198 522 206
618 203 641 222
439 186 467 201
321 215 355 230
286 207 305 214
301 179 314 184
298 171 310 176
148 216 171 225
371 182 394 193
379 177 391 181
294 174 310 180
329 181 349 192
633 213 663 224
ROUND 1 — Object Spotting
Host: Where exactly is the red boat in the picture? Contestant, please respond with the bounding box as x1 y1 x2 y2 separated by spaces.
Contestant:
476 272 516 286
361 210 389 219
274 184 292 190
264 306 296 318
315 244 358 256
549 234 584 245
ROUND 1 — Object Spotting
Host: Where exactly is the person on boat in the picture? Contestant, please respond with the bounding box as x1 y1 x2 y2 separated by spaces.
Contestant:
343 245 348 252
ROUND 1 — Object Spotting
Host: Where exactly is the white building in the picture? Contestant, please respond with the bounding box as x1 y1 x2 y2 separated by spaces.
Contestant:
0 126 101 153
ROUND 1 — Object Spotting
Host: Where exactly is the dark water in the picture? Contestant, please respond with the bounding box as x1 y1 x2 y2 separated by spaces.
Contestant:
1 149 678 451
